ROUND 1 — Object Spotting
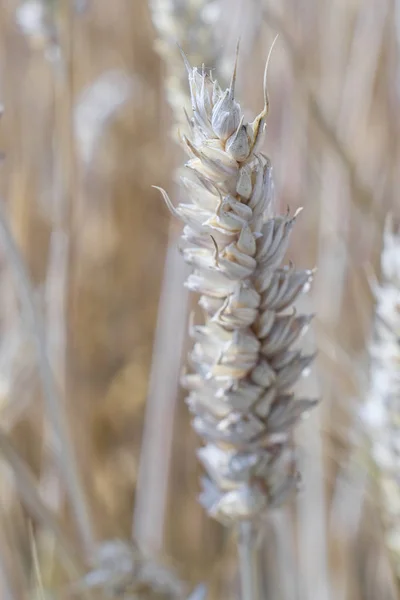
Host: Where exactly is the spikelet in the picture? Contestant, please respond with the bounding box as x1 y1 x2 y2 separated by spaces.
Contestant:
364 219 400 576
157 52 317 525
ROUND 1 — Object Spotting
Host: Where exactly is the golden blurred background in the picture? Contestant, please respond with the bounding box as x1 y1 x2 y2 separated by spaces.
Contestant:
0 0 399 598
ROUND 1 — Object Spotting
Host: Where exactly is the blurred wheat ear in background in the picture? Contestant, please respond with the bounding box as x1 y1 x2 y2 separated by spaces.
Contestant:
363 219 400 588
0 0 399 599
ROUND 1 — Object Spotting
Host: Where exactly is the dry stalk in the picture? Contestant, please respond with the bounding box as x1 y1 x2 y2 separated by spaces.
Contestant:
364 218 400 584
157 49 317 598
13 0 96 563
0 427 84 575
0 198 95 559
0 512 29 600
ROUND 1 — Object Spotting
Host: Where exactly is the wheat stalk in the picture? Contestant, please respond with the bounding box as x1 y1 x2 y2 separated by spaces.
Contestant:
156 46 317 598
0 197 95 559
364 217 400 582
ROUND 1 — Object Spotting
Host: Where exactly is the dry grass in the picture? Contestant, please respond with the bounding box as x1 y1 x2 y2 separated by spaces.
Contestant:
0 0 399 598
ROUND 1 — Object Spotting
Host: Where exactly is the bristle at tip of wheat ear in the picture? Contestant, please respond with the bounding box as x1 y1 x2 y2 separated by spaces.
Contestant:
155 48 317 525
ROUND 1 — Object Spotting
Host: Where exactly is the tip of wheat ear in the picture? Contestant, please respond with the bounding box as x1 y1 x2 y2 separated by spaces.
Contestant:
155 49 317 525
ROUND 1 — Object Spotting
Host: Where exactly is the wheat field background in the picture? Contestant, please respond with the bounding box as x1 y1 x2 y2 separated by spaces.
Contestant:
0 0 399 598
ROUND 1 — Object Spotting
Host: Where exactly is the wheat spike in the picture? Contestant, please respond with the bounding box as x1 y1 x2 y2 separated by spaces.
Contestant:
364 218 400 578
157 52 317 526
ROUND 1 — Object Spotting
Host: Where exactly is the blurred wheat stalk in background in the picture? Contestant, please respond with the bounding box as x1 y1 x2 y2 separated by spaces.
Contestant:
0 0 399 599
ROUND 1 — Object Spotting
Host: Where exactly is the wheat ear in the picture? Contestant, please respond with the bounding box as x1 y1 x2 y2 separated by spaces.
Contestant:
156 49 317 598
364 217 400 580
